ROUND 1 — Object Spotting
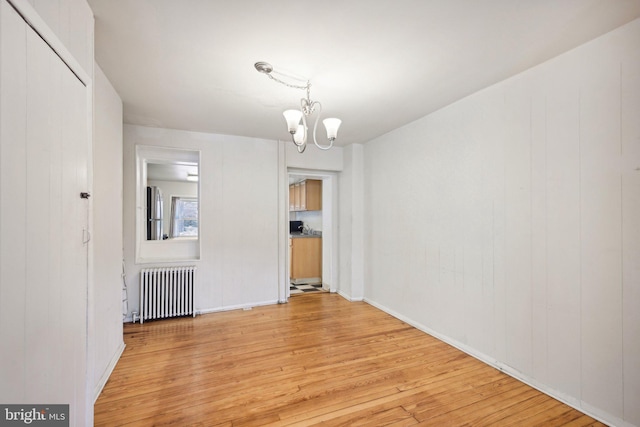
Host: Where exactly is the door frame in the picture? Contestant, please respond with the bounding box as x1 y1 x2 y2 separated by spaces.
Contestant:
282 168 338 301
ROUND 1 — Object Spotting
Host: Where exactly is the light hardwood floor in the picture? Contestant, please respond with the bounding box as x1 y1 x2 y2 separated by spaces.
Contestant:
95 293 605 426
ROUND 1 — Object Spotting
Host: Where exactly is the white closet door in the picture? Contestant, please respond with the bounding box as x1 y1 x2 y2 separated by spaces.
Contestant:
57 30 89 425
24 6 62 399
0 0 89 424
0 0 28 399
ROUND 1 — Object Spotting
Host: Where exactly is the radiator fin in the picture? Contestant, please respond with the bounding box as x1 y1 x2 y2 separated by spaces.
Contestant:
140 266 196 323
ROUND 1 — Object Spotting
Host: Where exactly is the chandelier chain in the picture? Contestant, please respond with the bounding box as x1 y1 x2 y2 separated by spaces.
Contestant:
266 73 309 91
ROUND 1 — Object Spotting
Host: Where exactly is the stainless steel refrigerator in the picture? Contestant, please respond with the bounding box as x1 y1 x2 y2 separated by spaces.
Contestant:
146 186 164 240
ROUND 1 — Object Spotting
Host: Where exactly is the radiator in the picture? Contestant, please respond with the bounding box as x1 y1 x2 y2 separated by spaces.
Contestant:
139 266 196 323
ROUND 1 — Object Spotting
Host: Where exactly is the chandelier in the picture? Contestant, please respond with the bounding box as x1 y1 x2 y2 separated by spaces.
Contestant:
255 61 341 153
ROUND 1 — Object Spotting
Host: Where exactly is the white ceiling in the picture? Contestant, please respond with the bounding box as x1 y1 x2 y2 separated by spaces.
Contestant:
89 0 640 147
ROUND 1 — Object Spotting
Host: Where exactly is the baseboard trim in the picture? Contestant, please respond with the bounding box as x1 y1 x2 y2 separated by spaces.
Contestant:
93 341 126 403
291 277 321 285
337 290 364 302
197 299 280 315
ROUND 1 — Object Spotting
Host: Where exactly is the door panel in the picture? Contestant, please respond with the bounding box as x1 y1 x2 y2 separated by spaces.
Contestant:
0 0 28 400
24 15 59 401
0 0 89 423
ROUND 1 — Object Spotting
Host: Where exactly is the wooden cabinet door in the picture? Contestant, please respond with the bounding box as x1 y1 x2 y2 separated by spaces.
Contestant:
289 185 295 211
299 180 306 210
293 183 301 211
290 237 322 279
289 179 322 212
289 238 292 278
304 179 322 211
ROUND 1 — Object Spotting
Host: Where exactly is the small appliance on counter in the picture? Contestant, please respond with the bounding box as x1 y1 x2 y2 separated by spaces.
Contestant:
289 220 303 234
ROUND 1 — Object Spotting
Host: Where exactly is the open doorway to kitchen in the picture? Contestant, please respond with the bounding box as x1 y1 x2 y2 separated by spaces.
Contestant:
286 169 337 299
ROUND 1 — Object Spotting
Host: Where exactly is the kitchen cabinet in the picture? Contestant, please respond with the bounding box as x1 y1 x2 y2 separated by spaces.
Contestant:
289 179 321 211
289 184 296 211
290 236 322 281
298 181 305 210
293 182 301 210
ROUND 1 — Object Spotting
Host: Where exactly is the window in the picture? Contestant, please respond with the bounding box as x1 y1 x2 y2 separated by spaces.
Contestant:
170 197 198 237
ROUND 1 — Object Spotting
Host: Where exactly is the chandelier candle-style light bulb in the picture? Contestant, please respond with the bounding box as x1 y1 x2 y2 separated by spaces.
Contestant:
293 124 306 144
283 110 303 133
256 61 342 153
323 118 341 140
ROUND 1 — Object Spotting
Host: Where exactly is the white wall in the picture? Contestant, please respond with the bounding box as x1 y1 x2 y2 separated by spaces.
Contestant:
291 210 322 231
362 19 640 427
338 143 365 301
286 142 344 171
124 125 281 316
91 63 124 402
124 131 347 314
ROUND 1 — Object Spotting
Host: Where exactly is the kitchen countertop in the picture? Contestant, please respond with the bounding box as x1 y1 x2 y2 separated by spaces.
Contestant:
290 232 322 238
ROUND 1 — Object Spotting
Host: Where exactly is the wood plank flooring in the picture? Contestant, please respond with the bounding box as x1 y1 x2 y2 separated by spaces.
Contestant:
94 293 605 426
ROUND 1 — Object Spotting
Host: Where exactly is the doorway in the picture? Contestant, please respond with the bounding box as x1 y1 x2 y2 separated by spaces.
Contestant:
285 169 337 299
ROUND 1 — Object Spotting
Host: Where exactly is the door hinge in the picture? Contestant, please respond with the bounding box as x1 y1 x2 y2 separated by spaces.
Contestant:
80 192 91 199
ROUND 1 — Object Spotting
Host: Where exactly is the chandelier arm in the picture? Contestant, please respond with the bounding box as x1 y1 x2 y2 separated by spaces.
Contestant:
299 108 308 146
312 101 322 147
314 138 335 151
287 102 308 148
309 101 334 150
289 107 308 149
311 101 321 148
290 133 305 147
